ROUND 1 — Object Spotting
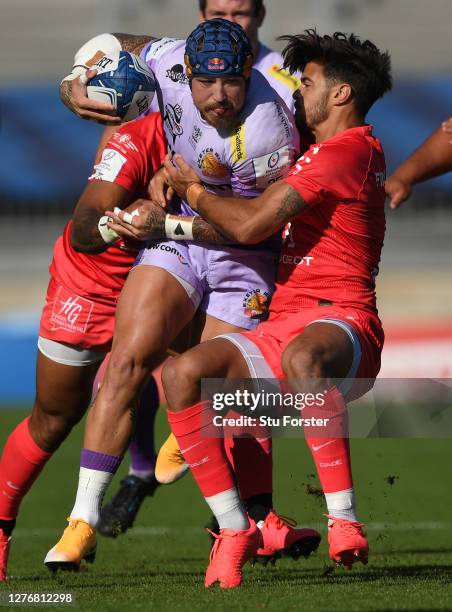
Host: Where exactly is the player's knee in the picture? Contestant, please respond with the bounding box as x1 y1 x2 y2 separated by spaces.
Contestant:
107 350 151 391
281 343 328 381
30 401 83 452
162 355 201 411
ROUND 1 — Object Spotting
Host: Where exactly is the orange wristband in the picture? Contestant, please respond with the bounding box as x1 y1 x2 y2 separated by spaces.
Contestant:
186 183 205 209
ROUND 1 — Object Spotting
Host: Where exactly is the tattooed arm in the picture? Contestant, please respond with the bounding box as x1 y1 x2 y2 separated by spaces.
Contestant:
164 155 308 244
71 181 132 253
105 186 305 246
194 182 308 244
112 34 155 55
105 199 234 245
192 217 234 244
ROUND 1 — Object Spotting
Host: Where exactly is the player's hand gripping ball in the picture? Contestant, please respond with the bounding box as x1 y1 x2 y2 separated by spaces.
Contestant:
87 51 156 121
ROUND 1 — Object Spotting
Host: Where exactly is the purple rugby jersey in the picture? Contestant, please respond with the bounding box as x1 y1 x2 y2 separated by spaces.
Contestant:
136 38 300 329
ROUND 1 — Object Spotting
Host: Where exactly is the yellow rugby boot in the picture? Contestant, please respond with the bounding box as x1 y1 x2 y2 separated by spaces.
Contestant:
155 433 189 484
44 518 96 572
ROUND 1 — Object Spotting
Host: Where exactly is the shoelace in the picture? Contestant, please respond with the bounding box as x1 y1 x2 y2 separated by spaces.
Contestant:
325 515 365 535
206 529 239 562
207 530 221 562
169 448 185 462
267 513 297 530
64 518 93 546
68 518 83 530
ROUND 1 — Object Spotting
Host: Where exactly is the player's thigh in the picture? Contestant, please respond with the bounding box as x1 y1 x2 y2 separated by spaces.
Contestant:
169 320 196 355
34 349 101 418
182 337 250 379
282 321 354 380
112 265 196 359
174 305 246 350
163 338 250 409
199 313 245 342
168 309 211 354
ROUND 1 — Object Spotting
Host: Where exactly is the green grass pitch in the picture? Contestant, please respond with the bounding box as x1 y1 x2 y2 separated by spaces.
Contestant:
0 409 451 611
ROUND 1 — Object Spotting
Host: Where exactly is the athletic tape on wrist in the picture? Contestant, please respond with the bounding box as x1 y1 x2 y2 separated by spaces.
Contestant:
61 66 87 84
61 33 122 84
98 216 119 244
165 215 194 241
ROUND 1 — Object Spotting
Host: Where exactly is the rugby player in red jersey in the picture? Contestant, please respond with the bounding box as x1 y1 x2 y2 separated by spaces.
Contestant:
152 30 392 587
0 113 167 581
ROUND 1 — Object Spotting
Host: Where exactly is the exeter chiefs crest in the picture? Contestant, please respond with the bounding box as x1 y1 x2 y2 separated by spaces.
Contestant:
243 289 269 318
197 148 228 178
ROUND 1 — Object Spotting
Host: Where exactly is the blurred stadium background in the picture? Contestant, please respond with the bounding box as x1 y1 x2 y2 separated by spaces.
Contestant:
0 0 451 404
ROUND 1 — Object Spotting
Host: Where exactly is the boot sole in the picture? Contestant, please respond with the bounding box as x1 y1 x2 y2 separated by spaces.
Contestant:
45 548 96 573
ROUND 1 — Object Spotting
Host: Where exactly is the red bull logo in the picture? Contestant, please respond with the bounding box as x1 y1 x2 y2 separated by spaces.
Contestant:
208 57 225 71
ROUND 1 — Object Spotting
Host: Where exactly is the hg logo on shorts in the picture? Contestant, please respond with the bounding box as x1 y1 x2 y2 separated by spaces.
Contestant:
50 286 94 333
243 289 269 319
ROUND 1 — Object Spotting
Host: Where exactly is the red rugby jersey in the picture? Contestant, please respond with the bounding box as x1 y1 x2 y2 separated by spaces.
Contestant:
50 112 165 297
270 125 386 315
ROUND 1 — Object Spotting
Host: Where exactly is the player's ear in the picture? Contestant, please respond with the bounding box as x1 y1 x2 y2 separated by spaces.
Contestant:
256 4 266 27
333 83 353 106
198 10 207 22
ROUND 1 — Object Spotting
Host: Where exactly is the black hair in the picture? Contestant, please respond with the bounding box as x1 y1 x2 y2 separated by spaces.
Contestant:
280 29 392 116
199 0 264 18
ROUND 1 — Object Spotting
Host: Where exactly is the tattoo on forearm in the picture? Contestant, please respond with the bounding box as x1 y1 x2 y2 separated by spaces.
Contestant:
134 209 233 244
275 185 307 223
113 33 155 55
60 81 73 110
144 208 166 238
71 208 106 253
192 218 234 244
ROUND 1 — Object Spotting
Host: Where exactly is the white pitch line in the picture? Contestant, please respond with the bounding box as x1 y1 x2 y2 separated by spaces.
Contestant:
364 521 452 531
11 522 452 538
11 527 200 538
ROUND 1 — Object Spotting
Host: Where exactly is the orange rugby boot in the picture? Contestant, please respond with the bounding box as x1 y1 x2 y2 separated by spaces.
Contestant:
205 520 261 589
44 518 96 572
256 511 321 565
155 433 189 484
154 433 188 484
327 515 369 569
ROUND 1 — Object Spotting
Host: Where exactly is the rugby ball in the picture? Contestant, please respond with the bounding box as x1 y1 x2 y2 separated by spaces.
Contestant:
87 51 156 121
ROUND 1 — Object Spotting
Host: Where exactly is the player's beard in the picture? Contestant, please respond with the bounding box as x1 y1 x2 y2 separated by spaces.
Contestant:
305 92 330 130
202 102 240 130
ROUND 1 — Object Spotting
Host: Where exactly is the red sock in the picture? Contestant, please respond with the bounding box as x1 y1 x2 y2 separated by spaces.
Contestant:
224 436 273 499
168 402 236 498
304 387 353 493
0 417 52 520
